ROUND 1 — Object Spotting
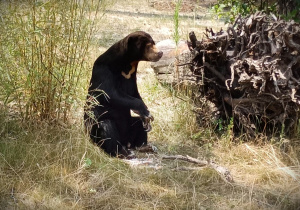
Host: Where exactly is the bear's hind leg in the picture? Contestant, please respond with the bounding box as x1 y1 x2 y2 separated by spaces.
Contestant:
128 117 148 148
90 119 130 158
128 117 158 153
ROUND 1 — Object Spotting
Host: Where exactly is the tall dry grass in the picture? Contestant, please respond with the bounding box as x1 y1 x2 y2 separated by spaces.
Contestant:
0 0 103 122
1 67 300 209
0 0 300 209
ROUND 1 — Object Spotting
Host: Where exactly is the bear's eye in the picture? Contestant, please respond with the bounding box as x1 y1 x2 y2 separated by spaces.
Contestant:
146 43 153 48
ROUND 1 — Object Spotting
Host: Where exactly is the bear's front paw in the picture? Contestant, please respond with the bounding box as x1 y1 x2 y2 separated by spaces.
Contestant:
132 105 154 132
142 113 154 132
136 144 158 153
117 147 136 159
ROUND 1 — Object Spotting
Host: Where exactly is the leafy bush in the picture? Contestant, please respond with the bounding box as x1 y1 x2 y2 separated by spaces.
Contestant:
0 0 104 121
211 0 276 23
212 0 300 23
280 1 300 22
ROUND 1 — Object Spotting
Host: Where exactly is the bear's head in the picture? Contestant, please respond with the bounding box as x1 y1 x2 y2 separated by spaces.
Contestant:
126 31 163 62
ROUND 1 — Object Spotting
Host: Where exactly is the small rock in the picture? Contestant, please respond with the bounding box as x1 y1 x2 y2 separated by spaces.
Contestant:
151 39 191 84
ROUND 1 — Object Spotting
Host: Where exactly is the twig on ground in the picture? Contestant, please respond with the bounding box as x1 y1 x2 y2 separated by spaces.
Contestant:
161 154 234 183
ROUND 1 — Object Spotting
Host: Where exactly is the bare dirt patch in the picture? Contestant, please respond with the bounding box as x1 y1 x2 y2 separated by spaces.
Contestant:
149 0 217 13
92 0 223 52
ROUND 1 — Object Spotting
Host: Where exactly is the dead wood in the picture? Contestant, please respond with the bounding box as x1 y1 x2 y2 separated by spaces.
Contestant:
161 155 233 183
124 154 233 183
161 154 208 166
172 166 205 171
186 12 300 137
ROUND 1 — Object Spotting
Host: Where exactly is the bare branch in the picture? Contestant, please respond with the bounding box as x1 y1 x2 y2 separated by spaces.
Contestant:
161 155 234 183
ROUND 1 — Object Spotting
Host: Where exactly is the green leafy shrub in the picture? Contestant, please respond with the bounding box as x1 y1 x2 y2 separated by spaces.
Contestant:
212 0 300 23
211 0 276 23
281 1 300 22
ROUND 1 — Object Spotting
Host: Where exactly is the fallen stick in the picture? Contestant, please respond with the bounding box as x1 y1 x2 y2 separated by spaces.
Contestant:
172 166 205 171
161 154 234 183
161 155 208 166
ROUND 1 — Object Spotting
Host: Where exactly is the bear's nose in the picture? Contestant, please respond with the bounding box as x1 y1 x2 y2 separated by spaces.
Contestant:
158 51 163 58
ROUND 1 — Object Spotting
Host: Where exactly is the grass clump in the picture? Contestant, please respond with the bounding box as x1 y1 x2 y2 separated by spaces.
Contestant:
173 0 182 47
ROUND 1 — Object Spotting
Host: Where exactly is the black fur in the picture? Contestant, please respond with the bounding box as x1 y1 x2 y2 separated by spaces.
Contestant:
84 31 163 157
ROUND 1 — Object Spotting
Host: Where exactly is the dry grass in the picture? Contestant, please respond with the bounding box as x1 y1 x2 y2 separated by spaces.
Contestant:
1 65 299 209
1 0 300 209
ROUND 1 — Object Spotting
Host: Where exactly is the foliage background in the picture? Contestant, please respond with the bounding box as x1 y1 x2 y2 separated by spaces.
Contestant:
212 0 300 23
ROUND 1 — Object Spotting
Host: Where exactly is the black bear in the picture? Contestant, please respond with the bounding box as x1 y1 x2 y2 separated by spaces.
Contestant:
84 31 163 158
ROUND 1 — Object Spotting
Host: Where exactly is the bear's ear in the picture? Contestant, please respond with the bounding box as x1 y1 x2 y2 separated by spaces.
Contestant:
126 35 144 59
127 35 140 49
